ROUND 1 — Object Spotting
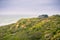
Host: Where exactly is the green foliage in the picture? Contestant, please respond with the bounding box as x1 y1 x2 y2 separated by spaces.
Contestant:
0 15 60 40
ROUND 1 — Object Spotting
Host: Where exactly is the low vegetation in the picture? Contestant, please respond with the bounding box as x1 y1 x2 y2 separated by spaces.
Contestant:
0 15 60 40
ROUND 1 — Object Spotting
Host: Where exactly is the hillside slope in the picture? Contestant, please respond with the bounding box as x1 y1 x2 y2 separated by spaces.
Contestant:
0 15 60 40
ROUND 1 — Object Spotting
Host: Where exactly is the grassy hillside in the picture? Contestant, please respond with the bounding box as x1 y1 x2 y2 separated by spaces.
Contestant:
0 15 60 40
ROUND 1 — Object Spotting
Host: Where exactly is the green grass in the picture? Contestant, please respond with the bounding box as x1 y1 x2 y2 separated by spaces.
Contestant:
0 15 60 40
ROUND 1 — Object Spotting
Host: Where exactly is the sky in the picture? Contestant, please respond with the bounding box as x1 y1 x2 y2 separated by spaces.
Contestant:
0 0 60 26
0 0 60 16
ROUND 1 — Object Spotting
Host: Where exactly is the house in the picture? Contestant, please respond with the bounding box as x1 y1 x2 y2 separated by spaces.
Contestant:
38 14 48 18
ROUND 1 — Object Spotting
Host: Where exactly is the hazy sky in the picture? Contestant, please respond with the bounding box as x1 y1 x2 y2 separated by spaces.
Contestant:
0 0 60 16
